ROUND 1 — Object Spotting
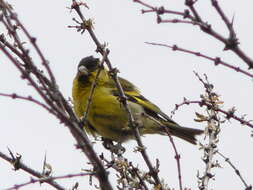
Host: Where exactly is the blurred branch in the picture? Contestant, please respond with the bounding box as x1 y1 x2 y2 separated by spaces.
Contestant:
0 93 55 115
217 151 252 190
194 73 220 190
5 172 94 190
11 11 56 86
133 0 253 69
165 129 183 190
145 42 253 79
0 150 65 190
70 1 164 188
0 2 113 190
100 153 150 190
210 0 236 42
171 73 251 188
81 49 109 124
171 99 253 130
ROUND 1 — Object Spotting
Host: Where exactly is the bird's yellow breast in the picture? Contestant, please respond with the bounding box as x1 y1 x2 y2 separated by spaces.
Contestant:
72 76 132 141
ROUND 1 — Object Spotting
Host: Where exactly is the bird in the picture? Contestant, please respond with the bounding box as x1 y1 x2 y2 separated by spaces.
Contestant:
72 56 203 145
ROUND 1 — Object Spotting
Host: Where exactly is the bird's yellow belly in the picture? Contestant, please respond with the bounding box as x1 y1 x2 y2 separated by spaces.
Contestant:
88 96 130 141
74 87 137 141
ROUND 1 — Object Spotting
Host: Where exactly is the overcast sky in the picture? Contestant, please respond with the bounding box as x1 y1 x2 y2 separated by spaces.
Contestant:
1 0 253 189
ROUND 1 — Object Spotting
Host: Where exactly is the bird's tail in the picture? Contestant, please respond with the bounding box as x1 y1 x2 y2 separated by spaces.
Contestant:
165 125 203 145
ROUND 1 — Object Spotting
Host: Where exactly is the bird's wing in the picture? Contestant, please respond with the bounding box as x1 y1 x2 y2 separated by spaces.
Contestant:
103 76 140 92
124 90 178 125
110 77 178 125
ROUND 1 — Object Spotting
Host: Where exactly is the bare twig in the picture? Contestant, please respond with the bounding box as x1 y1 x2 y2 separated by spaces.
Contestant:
165 129 183 190
0 93 55 115
81 49 109 123
70 1 164 188
0 2 113 190
134 0 194 20
141 113 182 190
194 73 220 190
5 172 94 190
100 154 149 190
145 42 253 78
133 0 253 68
217 151 252 190
210 0 237 42
0 150 65 190
171 99 253 129
5 7 56 86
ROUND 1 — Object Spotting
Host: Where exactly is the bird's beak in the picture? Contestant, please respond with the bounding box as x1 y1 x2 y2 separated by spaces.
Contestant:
78 65 89 76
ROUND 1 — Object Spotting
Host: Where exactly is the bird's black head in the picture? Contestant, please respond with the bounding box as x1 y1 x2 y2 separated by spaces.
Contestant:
77 56 100 82
78 56 100 73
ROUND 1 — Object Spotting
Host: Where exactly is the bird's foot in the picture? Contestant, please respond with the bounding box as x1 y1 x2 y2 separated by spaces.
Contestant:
102 138 126 156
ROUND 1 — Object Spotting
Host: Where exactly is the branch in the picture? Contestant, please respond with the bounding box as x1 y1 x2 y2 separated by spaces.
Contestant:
70 1 164 188
0 2 113 190
0 150 65 190
133 0 253 69
145 42 253 78
172 99 253 130
0 93 55 115
5 172 94 190
81 49 109 124
193 73 220 190
165 129 183 190
217 151 252 190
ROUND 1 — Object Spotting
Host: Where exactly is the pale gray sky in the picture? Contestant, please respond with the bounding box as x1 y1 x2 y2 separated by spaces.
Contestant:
1 0 253 189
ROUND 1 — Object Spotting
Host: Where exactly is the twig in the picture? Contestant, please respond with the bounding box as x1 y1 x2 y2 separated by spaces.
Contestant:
5 172 94 190
142 113 182 190
185 0 203 22
217 151 252 190
0 34 24 59
145 42 253 79
0 11 63 114
82 49 109 123
172 99 253 129
133 0 154 10
165 129 183 190
134 0 194 20
0 93 55 115
210 0 236 42
158 18 200 25
133 0 253 68
0 150 65 190
71 1 164 188
194 73 220 190
100 154 149 190
6 7 56 86
0 3 113 190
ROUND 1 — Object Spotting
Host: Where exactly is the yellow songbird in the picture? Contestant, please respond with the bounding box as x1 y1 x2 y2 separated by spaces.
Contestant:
72 56 203 144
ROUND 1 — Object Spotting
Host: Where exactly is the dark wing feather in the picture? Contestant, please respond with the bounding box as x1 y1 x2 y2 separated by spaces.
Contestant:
109 76 178 125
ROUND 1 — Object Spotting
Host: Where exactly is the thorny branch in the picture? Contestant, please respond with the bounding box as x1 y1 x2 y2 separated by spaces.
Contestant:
133 0 253 69
145 42 253 79
0 2 113 190
171 99 253 130
0 93 54 115
194 73 221 190
81 49 109 125
100 154 150 190
171 73 252 189
165 129 183 190
70 1 164 189
217 151 252 190
0 150 65 190
5 172 95 190
1 1 252 190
